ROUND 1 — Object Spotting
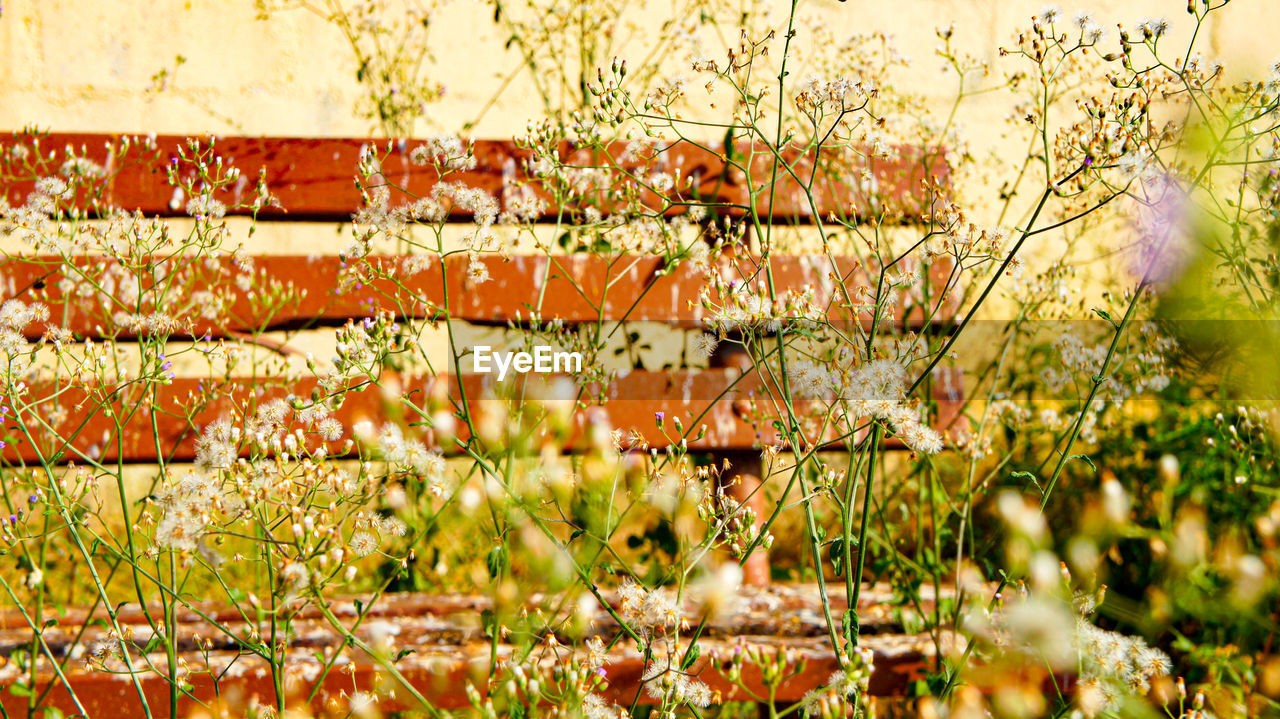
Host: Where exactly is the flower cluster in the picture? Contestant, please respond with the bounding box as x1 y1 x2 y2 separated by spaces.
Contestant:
410 134 478 172
154 469 228 553
617 577 684 634
844 359 944 454
799 648 876 718
795 75 875 116
0 176 81 252
354 421 448 493
1075 596 1173 712
0 300 48 375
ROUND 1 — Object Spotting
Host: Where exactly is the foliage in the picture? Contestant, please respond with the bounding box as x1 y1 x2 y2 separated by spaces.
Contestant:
1 1 1279 718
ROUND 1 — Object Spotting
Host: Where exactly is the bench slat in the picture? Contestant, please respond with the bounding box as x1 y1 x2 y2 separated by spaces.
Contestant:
5 635 932 714
1 254 957 338
1 133 947 223
0 584 955 715
0 368 964 464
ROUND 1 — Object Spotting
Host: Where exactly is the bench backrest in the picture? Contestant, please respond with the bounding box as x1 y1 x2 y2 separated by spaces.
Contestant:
1 131 961 465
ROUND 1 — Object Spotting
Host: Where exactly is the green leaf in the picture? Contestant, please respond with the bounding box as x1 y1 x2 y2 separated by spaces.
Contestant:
680 642 701 670
842 608 859 650
1011 470 1042 492
486 544 508 580
1067 454 1097 472
722 126 737 166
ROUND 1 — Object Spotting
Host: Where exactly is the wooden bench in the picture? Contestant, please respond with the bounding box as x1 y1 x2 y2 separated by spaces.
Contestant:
0 131 965 717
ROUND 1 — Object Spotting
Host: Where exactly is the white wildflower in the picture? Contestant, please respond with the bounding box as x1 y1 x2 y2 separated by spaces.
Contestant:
375 514 408 537
843 359 944 454
317 417 344 442
649 172 674 193
195 420 238 471
34 177 70 200
155 470 221 552
350 531 379 557
788 360 837 399
617 577 682 632
59 156 105 177
1138 16 1169 39
280 561 308 588
692 333 718 359
186 194 227 219
467 255 491 284
582 693 626 719
410 134 477 171
643 659 713 707
799 653 875 717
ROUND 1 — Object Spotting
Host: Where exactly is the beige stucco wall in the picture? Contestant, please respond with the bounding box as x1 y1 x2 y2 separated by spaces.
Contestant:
4 1 1276 138
5 0 1276 231
2 0 1276 364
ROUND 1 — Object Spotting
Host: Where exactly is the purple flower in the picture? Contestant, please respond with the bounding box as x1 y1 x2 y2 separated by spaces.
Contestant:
1131 174 1193 284
655 411 665 424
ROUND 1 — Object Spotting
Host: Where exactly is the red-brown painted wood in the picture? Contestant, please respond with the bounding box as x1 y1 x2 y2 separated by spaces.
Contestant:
0 367 965 464
1 132 948 223
1 635 932 715
0 584 955 715
0 132 964 715
0 253 958 338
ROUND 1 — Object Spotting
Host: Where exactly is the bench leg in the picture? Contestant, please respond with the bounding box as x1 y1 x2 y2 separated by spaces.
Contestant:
708 342 771 587
715 451 770 587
